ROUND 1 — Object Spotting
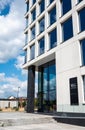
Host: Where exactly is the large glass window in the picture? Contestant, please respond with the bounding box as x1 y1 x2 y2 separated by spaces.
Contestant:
31 25 35 40
78 8 85 32
69 77 79 105
80 39 85 66
30 44 35 60
39 17 45 33
39 0 45 14
31 8 36 22
49 28 57 49
48 6 56 26
38 61 56 112
62 17 73 42
38 37 45 55
82 76 85 101
60 0 71 15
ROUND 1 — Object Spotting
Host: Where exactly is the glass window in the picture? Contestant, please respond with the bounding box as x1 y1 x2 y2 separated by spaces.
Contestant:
69 77 79 105
62 17 73 42
80 39 85 66
48 6 56 26
39 0 45 14
32 0 36 5
38 61 56 112
39 17 45 33
30 44 35 60
26 17 28 28
43 67 48 92
78 0 83 3
49 0 54 4
82 76 85 101
38 37 45 55
24 50 27 63
49 28 57 49
49 64 56 91
31 8 36 22
31 25 35 40
25 32 28 45
27 1 29 12
60 0 71 15
78 8 85 32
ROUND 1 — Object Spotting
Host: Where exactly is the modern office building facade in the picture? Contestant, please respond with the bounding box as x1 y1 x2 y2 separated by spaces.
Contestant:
23 0 85 114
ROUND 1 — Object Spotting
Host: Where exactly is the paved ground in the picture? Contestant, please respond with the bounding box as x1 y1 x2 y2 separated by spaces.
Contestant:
0 112 85 130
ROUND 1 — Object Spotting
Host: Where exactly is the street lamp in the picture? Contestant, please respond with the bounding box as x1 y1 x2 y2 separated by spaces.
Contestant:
17 87 20 109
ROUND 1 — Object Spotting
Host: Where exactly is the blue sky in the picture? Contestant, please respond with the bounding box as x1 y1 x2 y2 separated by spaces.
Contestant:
0 0 27 98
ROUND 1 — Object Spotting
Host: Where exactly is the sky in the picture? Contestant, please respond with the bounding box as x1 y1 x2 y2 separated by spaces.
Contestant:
0 0 28 98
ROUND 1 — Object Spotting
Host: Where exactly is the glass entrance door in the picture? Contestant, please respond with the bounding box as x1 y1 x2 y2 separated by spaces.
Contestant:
38 60 56 112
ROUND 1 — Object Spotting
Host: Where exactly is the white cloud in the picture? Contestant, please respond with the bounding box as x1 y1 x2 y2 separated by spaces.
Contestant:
15 56 24 69
0 0 25 63
0 73 27 98
0 73 5 82
15 55 27 76
0 90 4 94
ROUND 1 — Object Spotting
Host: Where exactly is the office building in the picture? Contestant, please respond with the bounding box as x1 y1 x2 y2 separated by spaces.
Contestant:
23 0 85 114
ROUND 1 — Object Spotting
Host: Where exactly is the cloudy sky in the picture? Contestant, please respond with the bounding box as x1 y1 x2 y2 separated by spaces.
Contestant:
0 0 28 98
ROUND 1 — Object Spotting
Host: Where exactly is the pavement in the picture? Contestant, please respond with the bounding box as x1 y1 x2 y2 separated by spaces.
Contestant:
0 112 85 130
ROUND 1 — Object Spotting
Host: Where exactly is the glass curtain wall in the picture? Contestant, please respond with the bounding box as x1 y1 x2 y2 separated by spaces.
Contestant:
38 60 56 112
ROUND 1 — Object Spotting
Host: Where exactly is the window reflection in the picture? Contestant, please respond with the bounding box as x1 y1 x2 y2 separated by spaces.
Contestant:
80 39 85 66
38 37 45 55
39 17 45 33
60 0 71 15
48 6 56 26
49 28 57 49
78 8 85 32
39 0 45 14
31 25 35 40
38 61 56 112
30 44 35 60
62 17 73 42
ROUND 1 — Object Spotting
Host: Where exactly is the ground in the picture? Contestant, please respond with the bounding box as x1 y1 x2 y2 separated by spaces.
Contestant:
0 112 85 130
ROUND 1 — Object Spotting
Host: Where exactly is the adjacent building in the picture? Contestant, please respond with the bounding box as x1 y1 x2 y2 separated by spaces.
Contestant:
23 0 85 114
0 96 18 109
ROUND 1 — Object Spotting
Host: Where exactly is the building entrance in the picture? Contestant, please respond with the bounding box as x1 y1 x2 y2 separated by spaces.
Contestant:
38 60 56 112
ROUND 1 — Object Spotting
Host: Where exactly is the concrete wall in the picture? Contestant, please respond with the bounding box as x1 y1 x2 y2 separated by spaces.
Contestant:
56 41 85 113
0 100 18 109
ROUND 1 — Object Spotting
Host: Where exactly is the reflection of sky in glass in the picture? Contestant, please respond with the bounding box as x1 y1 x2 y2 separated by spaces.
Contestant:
31 26 35 40
30 44 35 60
43 64 56 92
39 0 44 14
39 17 44 33
49 91 56 101
79 8 85 32
39 37 44 55
49 28 57 49
43 67 48 92
49 64 56 90
83 76 85 100
62 17 73 42
81 39 85 66
33 0 36 5
31 8 36 22
49 0 54 4
49 6 56 25
61 0 71 15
